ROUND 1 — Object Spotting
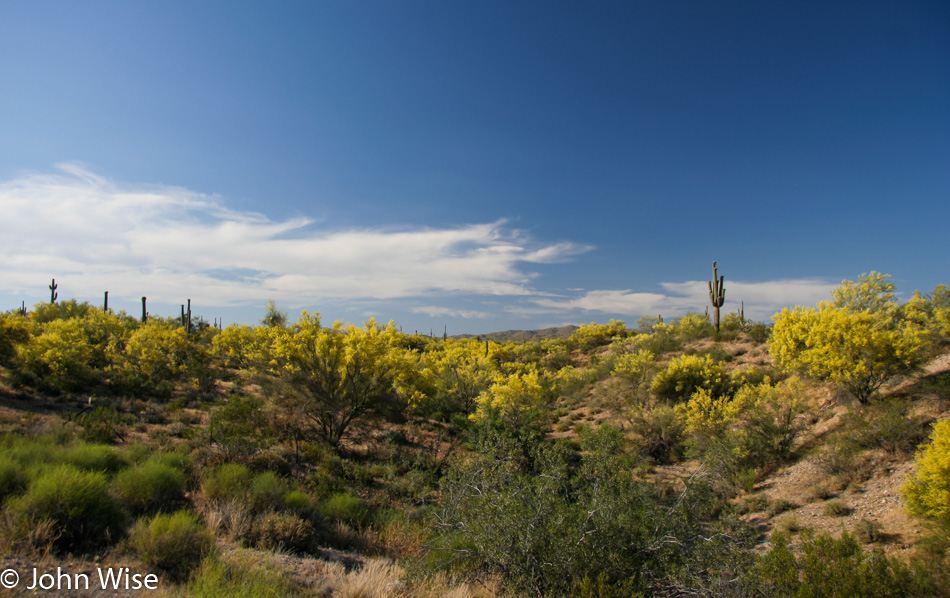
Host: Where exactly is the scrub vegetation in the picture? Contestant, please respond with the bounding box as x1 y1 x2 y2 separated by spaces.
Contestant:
0 272 949 596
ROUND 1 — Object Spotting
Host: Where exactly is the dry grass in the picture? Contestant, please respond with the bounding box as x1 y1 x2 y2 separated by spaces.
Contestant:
198 498 251 541
315 557 492 598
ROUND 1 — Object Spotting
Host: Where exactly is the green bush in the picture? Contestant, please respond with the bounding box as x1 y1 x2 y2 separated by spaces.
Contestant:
201 463 253 501
130 510 215 582
62 443 129 474
0 458 28 504
824 500 851 517
629 404 684 463
9 464 126 553
755 531 934 597
429 426 754 597
248 471 288 514
321 492 370 527
207 395 267 460
75 405 129 445
177 551 303 598
840 398 930 455
113 461 186 515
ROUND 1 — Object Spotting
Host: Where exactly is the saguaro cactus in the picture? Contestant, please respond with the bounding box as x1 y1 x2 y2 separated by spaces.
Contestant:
49 278 58 303
708 261 726 332
141 297 148 323
104 291 109 312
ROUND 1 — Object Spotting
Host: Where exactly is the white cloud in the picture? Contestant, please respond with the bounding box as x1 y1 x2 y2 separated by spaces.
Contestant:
0 164 590 307
521 278 838 322
411 306 491 319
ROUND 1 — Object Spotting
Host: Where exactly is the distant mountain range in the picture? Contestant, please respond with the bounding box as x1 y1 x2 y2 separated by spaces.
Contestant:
452 325 579 342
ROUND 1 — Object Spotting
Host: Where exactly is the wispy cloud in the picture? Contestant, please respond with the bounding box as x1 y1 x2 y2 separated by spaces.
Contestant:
519 278 838 322
411 306 491 319
0 164 590 307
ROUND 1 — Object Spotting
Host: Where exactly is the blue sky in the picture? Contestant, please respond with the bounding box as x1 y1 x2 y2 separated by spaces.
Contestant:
1 1 948 334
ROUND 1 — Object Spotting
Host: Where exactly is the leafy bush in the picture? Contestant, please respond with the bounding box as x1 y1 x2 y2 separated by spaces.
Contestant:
629 403 684 463
854 518 885 544
903 420 950 530
651 354 731 403
837 398 930 455
63 442 129 474
207 395 268 460
248 471 288 514
9 464 126 553
429 426 754 597
201 463 253 501
824 500 851 517
755 531 936 597
321 491 370 527
113 460 186 515
673 312 715 341
130 510 215 582
179 551 304 598
75 404 128 444
0 458 28 504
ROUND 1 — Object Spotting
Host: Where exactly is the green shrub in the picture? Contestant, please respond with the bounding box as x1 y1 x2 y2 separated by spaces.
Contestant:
747 323 770 343
75 405 127 445
113 461 186 515
841 398 930 455
429 426 754 597
10 464 126 553
854 518 885 544
248 471 288 514
767 499 798 517
177 551 304 598
201 463 253 501
0 458 28 504
824 500 851 517
62 443 129 474
735 493 769 515
321 492 370 527
755 531 931 597
629 404 684 463
130 510 215 582
207 395 267 460
150 450 194 476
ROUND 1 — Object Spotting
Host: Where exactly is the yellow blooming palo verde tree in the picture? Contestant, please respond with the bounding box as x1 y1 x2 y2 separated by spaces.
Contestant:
267 312 419 449
903 420 950 529
471 363 551 423
769 273 929 404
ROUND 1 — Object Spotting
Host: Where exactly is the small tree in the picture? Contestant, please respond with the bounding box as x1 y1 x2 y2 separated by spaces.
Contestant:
268 313 413 449
770 303 927 404
770 273 929 404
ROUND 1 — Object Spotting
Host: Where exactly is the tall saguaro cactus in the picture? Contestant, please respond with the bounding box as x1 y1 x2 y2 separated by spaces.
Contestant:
141 297 148 323
708 261 726 332
49 278 58 303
